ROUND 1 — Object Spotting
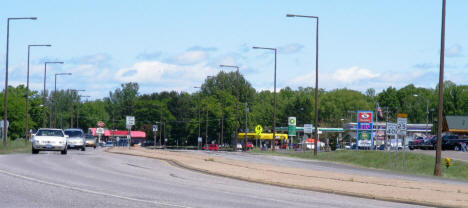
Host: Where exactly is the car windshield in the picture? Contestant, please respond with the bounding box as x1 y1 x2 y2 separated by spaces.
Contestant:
36 129 64 137
64 130 83 137
85 134 94 139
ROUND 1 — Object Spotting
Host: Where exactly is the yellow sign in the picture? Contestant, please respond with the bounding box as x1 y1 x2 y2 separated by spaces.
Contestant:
255 125 263 136
397 113 408 118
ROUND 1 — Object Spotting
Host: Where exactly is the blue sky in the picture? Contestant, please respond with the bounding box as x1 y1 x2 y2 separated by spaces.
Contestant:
1 0 467 99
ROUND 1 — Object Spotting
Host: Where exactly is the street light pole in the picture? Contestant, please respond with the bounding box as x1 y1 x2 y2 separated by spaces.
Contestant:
70 89 85 128
26 44 51 143
43 61 64 128
76 95 90 128
54 73 72 128
220 65 240 151
287 14 320 156
194 86 201 150
4 17 36 146
252 46 277 151
435 0 446 177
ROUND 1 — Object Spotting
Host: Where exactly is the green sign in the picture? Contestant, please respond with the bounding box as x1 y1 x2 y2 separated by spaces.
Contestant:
358 131 371 140
288 125 296 136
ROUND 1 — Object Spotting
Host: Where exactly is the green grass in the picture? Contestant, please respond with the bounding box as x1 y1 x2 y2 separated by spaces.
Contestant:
250 149 468 180
0 139 31 154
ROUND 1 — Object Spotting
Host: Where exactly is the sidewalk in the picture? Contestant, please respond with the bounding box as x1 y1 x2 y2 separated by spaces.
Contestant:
107 147 468 208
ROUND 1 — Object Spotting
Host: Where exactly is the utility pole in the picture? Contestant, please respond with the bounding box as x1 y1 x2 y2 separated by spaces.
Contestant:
205 103 208 149
244 103 249 151
434 0 446 177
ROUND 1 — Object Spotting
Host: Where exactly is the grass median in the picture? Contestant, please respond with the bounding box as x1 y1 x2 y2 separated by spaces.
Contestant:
0 139 31 154
251 149 468 180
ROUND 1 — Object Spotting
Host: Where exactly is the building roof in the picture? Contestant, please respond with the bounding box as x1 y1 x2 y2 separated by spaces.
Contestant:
444 116 468 133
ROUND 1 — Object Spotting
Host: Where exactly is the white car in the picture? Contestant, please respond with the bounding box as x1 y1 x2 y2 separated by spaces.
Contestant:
64 128 86 151
32 128 68 154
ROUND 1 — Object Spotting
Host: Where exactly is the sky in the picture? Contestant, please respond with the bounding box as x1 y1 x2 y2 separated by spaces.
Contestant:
1 0 467 99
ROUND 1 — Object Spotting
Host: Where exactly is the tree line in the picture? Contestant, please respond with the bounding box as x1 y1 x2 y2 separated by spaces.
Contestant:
2 70 467 146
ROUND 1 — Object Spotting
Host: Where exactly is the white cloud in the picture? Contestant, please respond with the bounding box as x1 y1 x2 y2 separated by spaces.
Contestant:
278 43 304 54
331 66 379 84
446 44 462 57
169 51 207 65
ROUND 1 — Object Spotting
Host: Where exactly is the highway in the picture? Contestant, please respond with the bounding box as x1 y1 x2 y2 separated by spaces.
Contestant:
0 148 427 208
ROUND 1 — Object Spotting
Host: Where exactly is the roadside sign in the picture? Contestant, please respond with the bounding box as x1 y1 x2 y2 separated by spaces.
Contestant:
288 117 296 126
126 135 131 140
198 137 202 142
397 113 408 118
96 128 105 135
97 121 105 127
397 117 407 135
255 125 263 136
288 125 296 136
386 123 398 136
126 116 135 126
304 124 313 134
152 125 158 132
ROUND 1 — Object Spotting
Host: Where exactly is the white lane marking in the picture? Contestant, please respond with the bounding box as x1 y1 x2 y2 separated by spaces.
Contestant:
0 168 191 208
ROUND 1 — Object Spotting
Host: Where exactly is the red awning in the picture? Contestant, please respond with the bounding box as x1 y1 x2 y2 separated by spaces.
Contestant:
89 128 146 138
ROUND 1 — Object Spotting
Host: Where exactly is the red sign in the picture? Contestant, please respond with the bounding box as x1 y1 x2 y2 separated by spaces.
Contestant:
358 112 372 123
97 121 105 127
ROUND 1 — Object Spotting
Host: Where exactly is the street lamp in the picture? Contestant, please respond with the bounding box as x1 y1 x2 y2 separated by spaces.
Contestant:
53 73 72 128
70 89 85 128
3 17 37 146
42 61 64 127
286 13 320 156
76 95 90 128
413 94 429 136
194 86 201 150
219 65 240 151
252 46 277 151
25 44 51 143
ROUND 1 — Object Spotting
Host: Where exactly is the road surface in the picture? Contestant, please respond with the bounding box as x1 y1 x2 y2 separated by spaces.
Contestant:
0 148 428 208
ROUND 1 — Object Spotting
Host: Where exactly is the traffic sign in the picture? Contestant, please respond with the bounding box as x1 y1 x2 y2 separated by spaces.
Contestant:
304 124 313 134
96 128 105 135
97 121 105 127
386 123 398 136
152 125 158 132
126 116 135 126
255 125 263 136
397 117 407 135
198 137 202 142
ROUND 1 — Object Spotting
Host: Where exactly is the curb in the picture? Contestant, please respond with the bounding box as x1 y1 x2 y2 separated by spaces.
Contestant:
106 148 456 208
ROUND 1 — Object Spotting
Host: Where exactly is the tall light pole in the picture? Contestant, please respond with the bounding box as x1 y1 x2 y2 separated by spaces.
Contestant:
435 0 446 177
194 86 201 150
54 73 72 128
76 95 90 128
42 61 64 128
253 46 277 151
414 94 430 136
70 89 85 128
26 44 51 143
286 14 320 156
4 17 37 146
220 64 240 151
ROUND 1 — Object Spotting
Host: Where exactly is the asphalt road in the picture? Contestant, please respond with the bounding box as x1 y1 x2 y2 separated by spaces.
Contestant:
0 148 428 208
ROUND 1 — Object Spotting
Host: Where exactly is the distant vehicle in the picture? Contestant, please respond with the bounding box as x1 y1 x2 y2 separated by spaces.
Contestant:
202 144 219 151
32 128 68 154
104 141 114 147
236 143 243 150
242 142 253 150
84 134 96 148
64 128 86 151
142 140 155 147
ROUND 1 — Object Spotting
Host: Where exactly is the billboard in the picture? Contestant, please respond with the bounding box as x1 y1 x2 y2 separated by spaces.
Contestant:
356 111 374 150
358 112 372 123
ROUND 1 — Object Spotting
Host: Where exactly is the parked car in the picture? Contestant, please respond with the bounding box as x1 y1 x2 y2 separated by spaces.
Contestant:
202 144 219 151
84 134 96 148
32 128 68 154
104 141 114 147
64 128 86 151
242 142 253 150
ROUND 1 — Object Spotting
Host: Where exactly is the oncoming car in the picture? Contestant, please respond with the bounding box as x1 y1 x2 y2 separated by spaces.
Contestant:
64 128 86 151
32 128 68 154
